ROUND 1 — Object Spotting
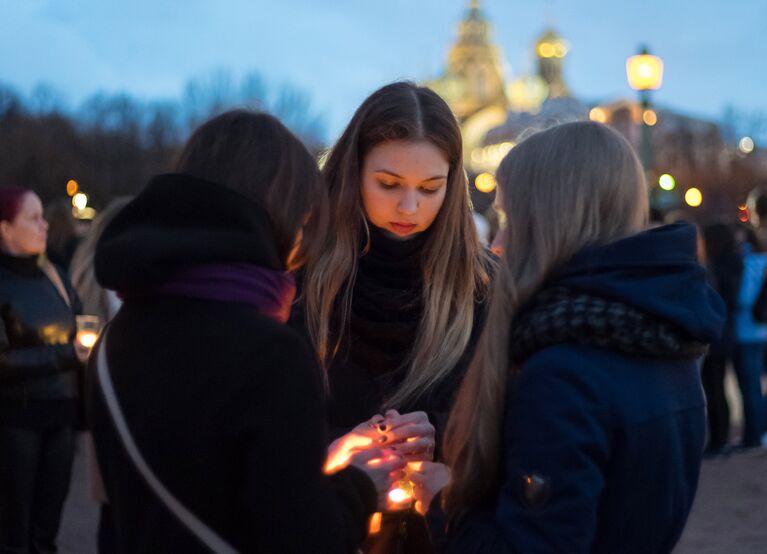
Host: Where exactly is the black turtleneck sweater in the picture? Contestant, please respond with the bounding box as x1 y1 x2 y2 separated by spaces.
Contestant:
0 252 82 427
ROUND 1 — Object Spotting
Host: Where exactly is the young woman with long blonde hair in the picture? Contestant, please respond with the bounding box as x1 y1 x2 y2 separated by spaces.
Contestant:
416 121 725 553
298 81 493 552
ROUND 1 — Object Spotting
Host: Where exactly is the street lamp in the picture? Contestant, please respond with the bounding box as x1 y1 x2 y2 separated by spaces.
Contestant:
626 46 663 171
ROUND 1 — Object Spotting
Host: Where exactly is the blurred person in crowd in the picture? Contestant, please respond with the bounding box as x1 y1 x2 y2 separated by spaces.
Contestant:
733 222 767 448
472 212 490 247
0 186 88 553
747 185 767 249
422 122 724 553
701 222 743 456
70 197 133 323
44 198 81 269
69 196 132 549
297 81 493 553
88 111 404 553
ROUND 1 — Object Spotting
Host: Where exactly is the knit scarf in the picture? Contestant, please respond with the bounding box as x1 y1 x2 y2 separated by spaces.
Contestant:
509 286 708 365
339 224 429 377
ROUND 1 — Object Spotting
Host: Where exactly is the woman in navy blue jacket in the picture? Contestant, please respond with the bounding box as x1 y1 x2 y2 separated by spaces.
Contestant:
413 122 725 553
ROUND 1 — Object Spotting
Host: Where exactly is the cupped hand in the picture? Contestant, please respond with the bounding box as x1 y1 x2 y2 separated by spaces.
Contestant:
74 342 90 364
349 449 407 511
408 461 451 516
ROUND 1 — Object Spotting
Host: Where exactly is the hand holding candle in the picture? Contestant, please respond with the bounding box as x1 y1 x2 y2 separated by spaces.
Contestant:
75 315 101 362
408 461 451 516
347 449 406 512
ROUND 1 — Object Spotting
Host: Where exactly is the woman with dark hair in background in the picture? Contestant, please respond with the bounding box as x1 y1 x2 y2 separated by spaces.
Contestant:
88 110 403 553
701 222 743 456
0 186 88 553
299 81 494 552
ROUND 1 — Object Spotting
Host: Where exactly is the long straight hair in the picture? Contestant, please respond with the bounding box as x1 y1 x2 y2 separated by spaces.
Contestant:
443 121 649 521
302 82 489 406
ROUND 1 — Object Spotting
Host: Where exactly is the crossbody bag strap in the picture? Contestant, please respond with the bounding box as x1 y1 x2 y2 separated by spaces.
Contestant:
96 333 238 554
39 259 72 309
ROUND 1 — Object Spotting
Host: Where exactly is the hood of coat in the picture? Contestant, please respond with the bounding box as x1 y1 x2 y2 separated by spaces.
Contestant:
552 223 725 344
95 173 282 293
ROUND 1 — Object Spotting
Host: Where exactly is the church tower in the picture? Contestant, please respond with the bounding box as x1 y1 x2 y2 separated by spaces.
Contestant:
535 28 571 98
429 0 508 121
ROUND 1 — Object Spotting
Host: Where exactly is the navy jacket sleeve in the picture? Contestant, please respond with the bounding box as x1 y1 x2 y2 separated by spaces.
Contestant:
435 348 611 553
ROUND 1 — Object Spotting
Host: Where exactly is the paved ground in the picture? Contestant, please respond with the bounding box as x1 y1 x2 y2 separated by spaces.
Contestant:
57 433 767 553
58 436 98 554
675 447 767 553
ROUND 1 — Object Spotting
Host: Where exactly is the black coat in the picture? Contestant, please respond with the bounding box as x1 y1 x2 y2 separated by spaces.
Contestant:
429 223 726 553
89 174 377 553
0 252 82 428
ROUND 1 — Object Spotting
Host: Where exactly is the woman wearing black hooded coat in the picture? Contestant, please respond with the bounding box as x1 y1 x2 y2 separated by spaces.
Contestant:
88 111 404 553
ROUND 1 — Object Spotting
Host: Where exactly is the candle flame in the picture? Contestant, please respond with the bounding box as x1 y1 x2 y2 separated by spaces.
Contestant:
388 487 412 504
77 331 98 349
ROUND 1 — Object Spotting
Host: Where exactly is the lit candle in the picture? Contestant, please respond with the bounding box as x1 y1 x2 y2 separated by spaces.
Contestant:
76 330 99 349
75 315 101 351
387 478 414 508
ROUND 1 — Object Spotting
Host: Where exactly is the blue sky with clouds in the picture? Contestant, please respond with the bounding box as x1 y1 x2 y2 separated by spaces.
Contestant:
2 0 765 139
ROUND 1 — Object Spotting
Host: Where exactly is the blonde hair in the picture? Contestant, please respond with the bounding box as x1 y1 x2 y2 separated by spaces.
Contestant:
70 197 133 321
302 82 490 406
443 121 648 521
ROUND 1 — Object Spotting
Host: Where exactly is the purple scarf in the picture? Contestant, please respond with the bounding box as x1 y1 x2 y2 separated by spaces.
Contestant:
152 263 296 323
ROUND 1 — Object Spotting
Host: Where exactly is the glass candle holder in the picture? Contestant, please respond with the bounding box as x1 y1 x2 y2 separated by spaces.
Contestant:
76 315 101 349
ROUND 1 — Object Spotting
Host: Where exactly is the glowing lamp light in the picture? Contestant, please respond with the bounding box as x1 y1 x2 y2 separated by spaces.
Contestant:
537 42 555 58
658 174 676 191
554 43 568 58
626 53 664 90
643 109 658 126
66 179 79 196
589 107 608 123
475 172 497 193
72 192 88 211
685 188 703 208
739 137 755 154
75 206 97 221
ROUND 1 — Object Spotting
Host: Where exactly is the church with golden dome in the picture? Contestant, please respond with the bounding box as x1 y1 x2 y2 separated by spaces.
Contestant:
427 0 733 216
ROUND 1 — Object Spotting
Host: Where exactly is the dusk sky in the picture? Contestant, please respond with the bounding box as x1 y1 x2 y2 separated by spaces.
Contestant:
2 0 765 140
